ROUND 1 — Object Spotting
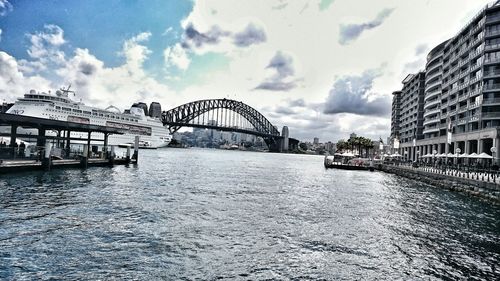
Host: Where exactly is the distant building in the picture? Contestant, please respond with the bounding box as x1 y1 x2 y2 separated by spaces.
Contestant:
282 126 289 151
313 137 319 145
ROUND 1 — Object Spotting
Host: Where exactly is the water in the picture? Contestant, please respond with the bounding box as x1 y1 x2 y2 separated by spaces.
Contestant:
0 149 499 280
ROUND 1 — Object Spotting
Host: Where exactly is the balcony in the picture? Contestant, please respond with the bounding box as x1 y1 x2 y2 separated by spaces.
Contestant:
483 70 500 78
468 75 482 85
482 112 500 119
469 88 481 97
458 93 469 102
483 98 500 105
455 118 467 125
458 80 469 90
469 101 482 109
484 57 500 65
470 60 483 71
423 117 440 126
425 80 441 92
485 43 500 51
458 59 468 68
423 127 440 134
469 48 483 60
423 107 441 118
469 114 480 122
470 33 484 47
424 99 440 109
483 83 500 91
458 105 468 113
425 70 441 82
425 90 441 101
485 29 500 37
486 14 500 24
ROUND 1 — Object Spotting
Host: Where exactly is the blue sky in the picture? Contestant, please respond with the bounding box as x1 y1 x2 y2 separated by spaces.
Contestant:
0 0 492 141
1 0 192 67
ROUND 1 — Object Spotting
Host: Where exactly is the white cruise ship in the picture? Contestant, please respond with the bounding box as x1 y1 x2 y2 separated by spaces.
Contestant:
4 87 172 148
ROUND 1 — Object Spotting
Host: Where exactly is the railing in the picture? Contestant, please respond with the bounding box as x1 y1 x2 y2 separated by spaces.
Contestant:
424 99 440 109
484 83 500 90
423 117 440 126
483 70 500 77
468 76 481 85
483 98 500 104
469 48 483 59
486 43 500 51
486 14 500 23
459 93 469 102
486 28 500 37
469 101 482 109
393 162 500 185
484 57 500 64
469 88 481 97
482 112 500 118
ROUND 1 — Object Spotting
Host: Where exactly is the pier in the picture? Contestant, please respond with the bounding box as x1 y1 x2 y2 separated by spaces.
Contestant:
0 113 138 173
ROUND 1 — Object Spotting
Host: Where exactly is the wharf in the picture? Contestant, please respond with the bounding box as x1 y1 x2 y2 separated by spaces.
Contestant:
0 157 136 173
0 113 139 173
324 162 374 171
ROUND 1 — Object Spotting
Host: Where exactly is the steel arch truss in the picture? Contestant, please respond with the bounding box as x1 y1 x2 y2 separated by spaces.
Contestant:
161 99 280 138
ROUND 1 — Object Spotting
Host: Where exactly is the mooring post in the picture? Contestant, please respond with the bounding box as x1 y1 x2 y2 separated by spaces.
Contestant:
109 145 115 166
42 142 52 170
133 136 139 163
81 144 88 168
126 146 131 164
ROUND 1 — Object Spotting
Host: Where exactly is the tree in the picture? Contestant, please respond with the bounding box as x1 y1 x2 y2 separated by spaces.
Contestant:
299 142 308 151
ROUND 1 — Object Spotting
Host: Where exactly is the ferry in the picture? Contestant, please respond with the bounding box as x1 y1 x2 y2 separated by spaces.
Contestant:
3 86 172 148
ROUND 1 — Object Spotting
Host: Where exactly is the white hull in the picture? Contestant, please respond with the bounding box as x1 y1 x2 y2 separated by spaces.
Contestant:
5 89 172 148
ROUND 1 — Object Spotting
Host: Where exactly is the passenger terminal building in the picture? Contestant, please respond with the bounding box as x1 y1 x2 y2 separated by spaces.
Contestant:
391 1 500 163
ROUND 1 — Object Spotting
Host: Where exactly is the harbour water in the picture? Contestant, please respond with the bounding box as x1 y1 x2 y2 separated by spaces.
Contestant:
1 149 499 280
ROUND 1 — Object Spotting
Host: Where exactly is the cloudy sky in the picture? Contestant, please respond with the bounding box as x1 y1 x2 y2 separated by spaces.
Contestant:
0 0 492 142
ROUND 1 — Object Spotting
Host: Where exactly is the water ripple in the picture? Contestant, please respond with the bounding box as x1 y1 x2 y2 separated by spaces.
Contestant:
0 149 499 280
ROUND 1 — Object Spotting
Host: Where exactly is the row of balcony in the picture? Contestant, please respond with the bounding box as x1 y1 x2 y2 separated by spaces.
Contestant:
423 98 440 110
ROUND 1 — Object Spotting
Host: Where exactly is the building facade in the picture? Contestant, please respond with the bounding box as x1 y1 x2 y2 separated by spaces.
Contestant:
392 2 500 163
390 91 402 140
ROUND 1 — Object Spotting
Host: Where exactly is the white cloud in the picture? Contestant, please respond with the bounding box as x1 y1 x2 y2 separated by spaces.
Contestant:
164 43 191 70
0 0 12 17
1 27 176 110
25 24 67 71
0 51 52 102
0 0 493 141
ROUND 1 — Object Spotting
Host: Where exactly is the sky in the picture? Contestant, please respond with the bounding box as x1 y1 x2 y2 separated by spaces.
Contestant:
0 0 493 142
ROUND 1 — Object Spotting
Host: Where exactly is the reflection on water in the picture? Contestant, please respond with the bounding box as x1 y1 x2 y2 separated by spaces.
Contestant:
1 148 499 279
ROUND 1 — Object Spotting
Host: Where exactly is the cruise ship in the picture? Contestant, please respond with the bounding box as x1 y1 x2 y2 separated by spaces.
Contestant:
4 87 172 148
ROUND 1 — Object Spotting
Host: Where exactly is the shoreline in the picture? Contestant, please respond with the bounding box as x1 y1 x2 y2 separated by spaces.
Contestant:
378 164 500 204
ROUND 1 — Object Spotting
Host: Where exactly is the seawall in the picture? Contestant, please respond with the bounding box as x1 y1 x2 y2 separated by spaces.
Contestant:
378 164 500 204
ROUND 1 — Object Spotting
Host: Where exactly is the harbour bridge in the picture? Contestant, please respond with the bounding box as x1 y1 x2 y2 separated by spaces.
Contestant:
161 98 297 152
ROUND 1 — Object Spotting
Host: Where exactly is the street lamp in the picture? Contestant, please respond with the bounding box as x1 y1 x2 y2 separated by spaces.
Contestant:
491 146 497 168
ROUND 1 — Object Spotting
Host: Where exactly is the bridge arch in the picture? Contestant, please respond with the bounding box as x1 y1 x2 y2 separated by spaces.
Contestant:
161 99 280 138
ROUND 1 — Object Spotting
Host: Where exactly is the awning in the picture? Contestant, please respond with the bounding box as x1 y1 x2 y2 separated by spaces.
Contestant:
476 152 493 159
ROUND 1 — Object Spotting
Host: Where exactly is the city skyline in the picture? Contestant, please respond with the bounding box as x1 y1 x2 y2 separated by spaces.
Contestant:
0 0 492 141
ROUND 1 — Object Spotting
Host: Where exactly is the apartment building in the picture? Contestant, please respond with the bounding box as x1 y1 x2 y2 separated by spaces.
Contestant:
390 91 401 140
393 72 425 160
392 2 500 163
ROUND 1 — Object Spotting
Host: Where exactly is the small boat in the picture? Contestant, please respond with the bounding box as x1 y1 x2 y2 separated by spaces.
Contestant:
324 155 374 171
